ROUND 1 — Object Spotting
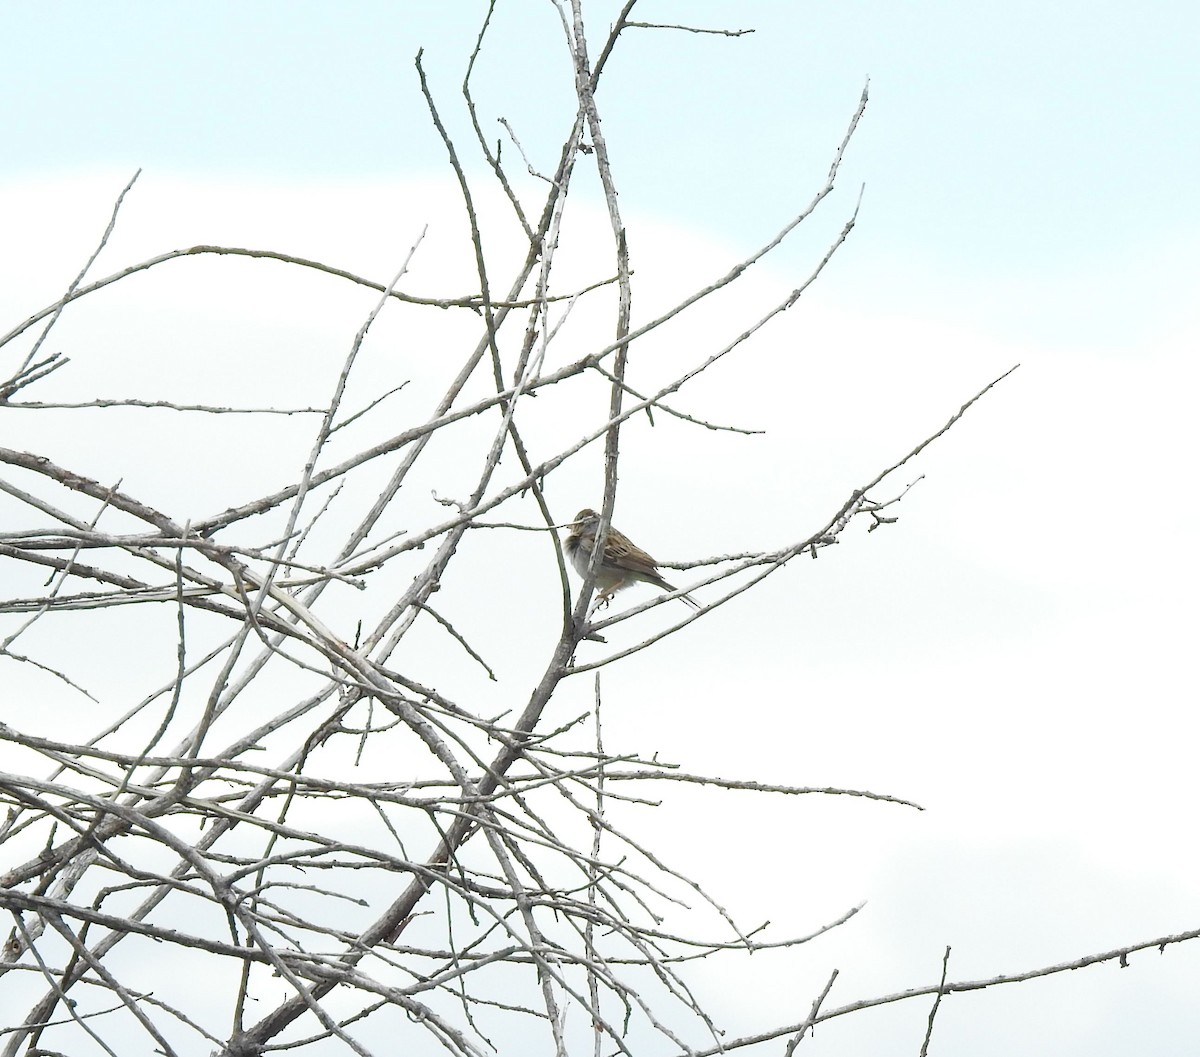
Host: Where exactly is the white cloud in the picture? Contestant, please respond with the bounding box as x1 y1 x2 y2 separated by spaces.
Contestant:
2 169 1196 1054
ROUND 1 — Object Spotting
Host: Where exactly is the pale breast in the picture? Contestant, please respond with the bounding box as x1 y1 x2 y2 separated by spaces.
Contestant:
567 534 593 578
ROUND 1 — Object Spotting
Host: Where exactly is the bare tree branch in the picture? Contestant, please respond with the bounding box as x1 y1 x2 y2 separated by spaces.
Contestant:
0 6 1173 1057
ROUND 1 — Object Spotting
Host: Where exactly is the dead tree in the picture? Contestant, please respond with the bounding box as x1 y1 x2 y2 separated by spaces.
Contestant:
0 5 1192 1056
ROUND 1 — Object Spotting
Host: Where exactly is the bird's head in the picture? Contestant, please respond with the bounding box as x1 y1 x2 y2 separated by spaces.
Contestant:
572 508 601 530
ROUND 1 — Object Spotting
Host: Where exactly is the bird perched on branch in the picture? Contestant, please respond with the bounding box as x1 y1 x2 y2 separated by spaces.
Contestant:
565 508 700 610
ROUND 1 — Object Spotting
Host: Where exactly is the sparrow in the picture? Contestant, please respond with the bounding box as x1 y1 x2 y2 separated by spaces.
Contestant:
565 508 700 609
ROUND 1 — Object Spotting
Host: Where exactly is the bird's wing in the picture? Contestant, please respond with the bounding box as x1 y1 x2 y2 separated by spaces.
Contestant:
605 527 662 577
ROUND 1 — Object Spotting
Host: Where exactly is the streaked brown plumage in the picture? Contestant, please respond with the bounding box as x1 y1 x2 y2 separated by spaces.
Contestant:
564 508 700 609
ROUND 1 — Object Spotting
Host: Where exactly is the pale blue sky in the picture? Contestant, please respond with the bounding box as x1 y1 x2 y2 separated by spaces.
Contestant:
4 1 1197 355
6 2 1196 266
2 3 1199 1055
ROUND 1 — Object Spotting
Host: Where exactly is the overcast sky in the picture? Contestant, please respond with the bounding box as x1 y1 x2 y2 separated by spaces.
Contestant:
2 3 1199 1055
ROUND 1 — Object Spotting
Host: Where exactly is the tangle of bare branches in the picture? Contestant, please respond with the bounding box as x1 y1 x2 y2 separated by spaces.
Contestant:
0 6 1178 1057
